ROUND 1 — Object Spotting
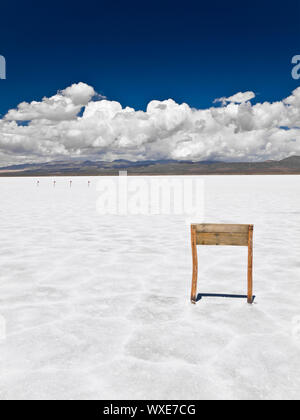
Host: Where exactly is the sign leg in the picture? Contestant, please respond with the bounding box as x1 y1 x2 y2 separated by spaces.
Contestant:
191 225 198 304
247 225 254 304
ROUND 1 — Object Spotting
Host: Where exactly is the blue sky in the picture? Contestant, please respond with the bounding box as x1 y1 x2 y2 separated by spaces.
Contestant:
0 0 299 114
0 0 300 165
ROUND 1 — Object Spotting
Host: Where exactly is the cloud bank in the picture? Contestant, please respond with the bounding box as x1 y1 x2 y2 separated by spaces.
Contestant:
1 82 300 165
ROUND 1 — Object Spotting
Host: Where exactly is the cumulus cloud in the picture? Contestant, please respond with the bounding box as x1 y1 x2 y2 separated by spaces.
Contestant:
0 82 300 166
4 82 96 123
214 91 256 105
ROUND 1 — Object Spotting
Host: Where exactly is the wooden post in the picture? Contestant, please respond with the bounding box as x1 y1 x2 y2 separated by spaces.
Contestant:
191 225 198 304
247 225 253 304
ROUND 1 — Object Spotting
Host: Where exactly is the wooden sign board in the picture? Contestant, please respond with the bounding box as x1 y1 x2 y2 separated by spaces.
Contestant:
191 223 254 304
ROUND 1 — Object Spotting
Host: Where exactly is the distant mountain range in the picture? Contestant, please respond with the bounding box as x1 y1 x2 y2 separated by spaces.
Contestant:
1 156 300 176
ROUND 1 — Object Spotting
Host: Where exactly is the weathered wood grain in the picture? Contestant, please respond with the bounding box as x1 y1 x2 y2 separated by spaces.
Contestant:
192 223 250 234
196 232 248 246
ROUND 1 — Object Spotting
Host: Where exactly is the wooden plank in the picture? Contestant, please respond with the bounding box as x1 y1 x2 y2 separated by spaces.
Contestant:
192 223 250 234
191 225 198 304
247 225 254 303
196 232 248 246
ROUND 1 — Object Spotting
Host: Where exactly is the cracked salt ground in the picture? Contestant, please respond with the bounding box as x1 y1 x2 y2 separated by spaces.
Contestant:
0 175 300 399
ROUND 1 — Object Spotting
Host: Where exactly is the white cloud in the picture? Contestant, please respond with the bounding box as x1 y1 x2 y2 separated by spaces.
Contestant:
0 83 300 166
214 91 256 105
4 82 96 122
60 82 96 105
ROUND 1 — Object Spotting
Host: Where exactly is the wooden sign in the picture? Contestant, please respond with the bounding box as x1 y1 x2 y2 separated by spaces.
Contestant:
191 223 254 304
